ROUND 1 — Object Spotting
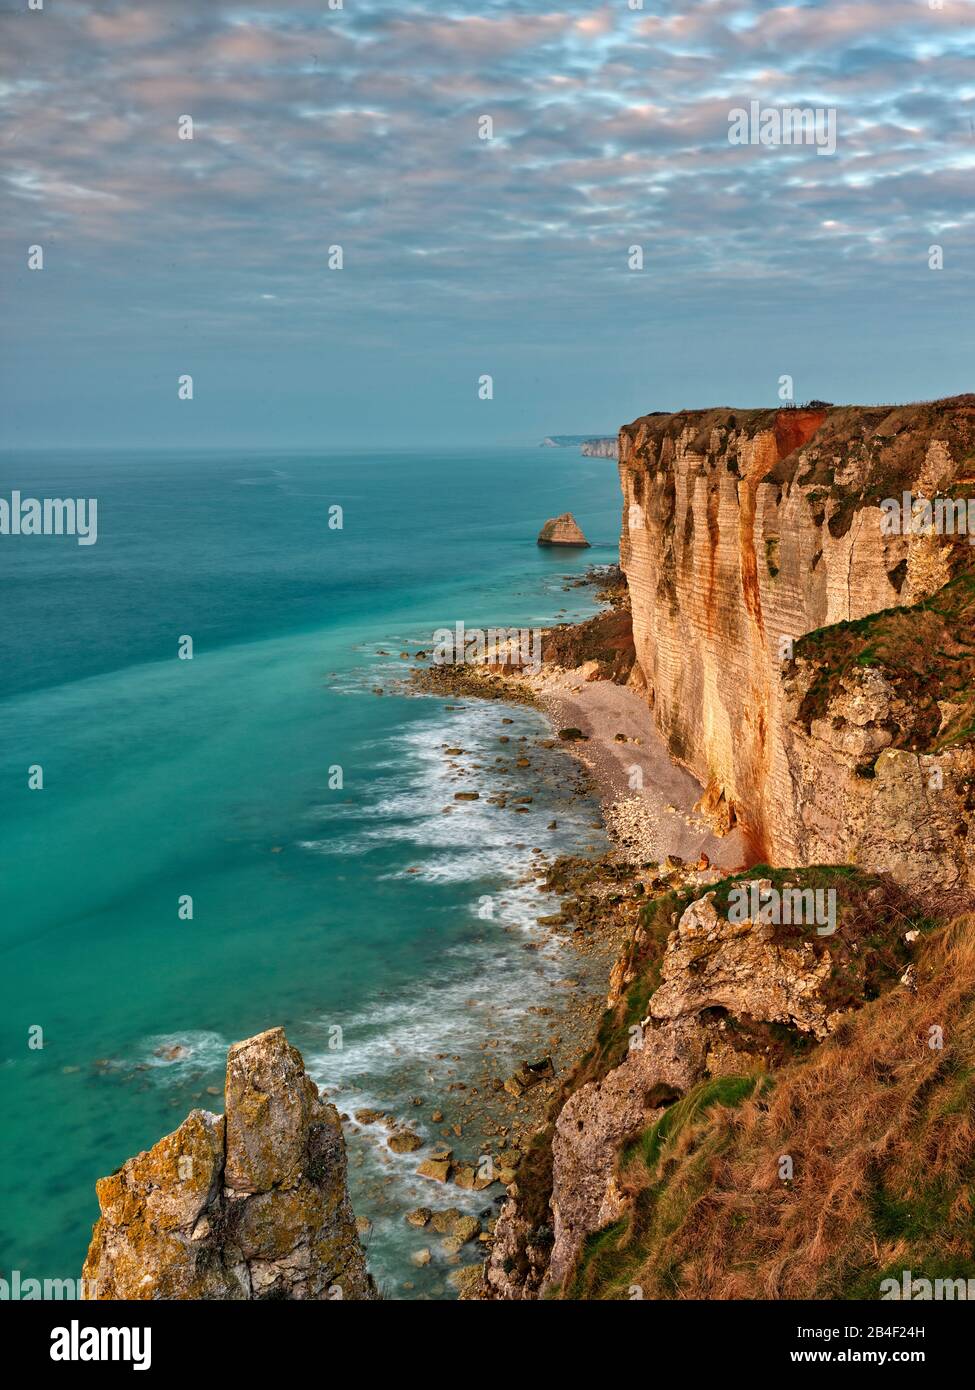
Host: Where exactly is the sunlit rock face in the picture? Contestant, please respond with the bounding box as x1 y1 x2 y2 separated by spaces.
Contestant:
537 512 590 547
82 1027 375 1300
617 396 975 877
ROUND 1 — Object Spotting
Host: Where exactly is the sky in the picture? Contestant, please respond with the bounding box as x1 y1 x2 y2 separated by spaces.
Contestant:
1 0 973 449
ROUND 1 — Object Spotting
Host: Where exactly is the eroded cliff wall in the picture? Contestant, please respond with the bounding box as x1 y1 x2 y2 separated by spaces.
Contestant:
619 396 975 876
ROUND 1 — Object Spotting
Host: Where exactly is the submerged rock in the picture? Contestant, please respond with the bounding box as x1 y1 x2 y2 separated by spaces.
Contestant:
82 1027 375 1300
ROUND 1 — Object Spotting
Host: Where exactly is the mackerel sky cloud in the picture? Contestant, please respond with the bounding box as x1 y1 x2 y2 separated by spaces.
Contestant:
2 0 973 446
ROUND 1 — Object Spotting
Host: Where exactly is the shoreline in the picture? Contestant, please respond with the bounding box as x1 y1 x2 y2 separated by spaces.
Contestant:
318 662 622 1297
396 583 749 1295
535 673 747 870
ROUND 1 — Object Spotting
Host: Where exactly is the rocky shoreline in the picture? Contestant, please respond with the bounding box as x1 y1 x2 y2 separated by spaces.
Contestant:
78 576 647 1303
398 569 743 1295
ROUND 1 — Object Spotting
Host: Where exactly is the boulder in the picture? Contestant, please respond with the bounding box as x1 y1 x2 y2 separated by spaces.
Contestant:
387 1130 424 1154
416 1158 452 1183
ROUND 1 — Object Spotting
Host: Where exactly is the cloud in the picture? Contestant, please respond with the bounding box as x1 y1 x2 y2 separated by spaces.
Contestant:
0 0 972 429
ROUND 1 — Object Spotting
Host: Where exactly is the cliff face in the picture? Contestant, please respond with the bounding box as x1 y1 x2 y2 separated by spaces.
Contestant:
618 396 975 885
581 437 619 459
82 1028 375 1300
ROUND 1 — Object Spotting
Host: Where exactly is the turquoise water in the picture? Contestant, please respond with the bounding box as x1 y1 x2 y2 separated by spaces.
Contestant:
0 446 622 1297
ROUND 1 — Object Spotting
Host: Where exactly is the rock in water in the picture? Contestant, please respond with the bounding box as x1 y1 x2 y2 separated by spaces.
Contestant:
82 1027 376 1300
536 512 590 547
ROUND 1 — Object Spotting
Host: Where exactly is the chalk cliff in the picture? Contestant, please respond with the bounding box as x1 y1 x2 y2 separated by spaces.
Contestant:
581 437 619 459
82 1027 375 1300
618 396 975 891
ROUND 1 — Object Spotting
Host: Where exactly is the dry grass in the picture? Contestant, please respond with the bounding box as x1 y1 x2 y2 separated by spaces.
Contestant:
566 915 975 1299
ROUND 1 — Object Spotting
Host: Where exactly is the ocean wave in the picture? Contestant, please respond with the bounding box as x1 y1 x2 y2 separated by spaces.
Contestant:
129 1030 229 1082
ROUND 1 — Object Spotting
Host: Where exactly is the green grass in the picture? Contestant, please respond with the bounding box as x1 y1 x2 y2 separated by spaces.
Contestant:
566 1073 764 1299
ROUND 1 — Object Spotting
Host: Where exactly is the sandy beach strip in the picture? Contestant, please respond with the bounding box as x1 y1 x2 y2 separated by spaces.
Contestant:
537 667 747 871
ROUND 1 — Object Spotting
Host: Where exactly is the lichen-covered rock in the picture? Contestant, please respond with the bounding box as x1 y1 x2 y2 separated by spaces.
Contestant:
224 1030 321 1193
537 512 590 547
82 1027 375 1300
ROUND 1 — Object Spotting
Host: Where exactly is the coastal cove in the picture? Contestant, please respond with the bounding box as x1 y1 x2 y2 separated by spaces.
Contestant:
0 445 621 1299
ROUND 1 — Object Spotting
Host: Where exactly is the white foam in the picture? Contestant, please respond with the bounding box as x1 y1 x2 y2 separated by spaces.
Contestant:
130 1030 229 1083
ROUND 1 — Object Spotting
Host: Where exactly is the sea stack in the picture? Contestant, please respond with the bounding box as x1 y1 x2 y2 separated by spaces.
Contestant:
82 1027 376 1300
536 512 590 547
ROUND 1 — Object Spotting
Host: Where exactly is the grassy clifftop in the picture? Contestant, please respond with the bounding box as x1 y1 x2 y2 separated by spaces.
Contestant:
502 865 961 1301
566 914 975 1300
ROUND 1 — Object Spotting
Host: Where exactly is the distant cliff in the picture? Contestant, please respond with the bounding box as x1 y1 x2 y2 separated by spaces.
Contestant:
581 437 619 458
83 1028 375 1300
540 435 619 457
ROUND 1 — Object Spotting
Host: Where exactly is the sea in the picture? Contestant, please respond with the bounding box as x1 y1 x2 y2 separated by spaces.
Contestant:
0 444 622 1298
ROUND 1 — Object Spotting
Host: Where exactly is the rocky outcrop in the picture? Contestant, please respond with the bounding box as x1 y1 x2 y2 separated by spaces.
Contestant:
543 1017 705 1291
649 887 837 1040
537 512 590 547
541 581 635 683
82 1028 375 1300
618 396 975 881
539 870 915 1291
